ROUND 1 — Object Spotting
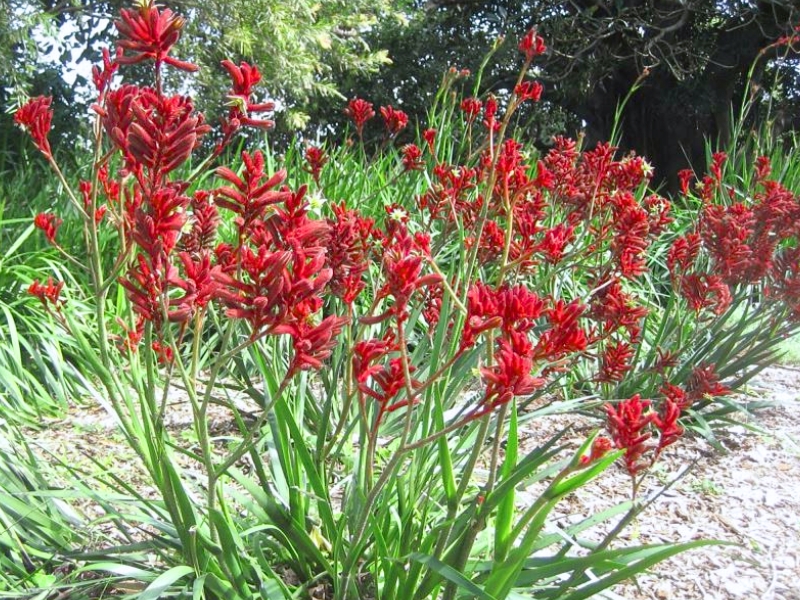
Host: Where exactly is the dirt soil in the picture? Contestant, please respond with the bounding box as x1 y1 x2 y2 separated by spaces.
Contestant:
25 367 800 600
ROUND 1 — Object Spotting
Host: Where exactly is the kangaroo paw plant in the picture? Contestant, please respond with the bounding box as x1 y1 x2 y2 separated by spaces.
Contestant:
14 2 800 598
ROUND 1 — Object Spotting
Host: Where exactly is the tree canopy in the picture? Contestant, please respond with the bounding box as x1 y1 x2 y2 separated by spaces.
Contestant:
2 0 798 185
310 0 799 188
0 0 404 163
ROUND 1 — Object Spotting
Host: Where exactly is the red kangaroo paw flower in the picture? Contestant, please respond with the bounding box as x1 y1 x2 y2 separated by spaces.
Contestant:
115 1 198 71
15 96 53 158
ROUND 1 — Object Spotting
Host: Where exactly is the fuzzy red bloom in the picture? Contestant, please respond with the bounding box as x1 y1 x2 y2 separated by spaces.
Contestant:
679 273 732 315
700 203 756 285
92 47 120 94
660 382 690 410
325 202 374 303
115 1 198 72
460 283 545 351
478 339 544 414
686 364 730 402
95 84 141 158
654 398 684 457
277 316 349 376
597 340 634 382
610 191 650 278
580 436 613 466
710 151 727 182
120 253 188 326
220 60 275 131
28 277 64 309
497 284 546 334
15 96 53 158
132 183 190 260
754 156 771 181
422 128 437 153
514 80 543 103
94 205 108 225
460 97 482 123
128 92 210 177
304 146 328 184
518 28 546 61
180 191 219 255
376 226 441 320
354 332 419 413
483 96 499 131
344 98 375 137
460 282 502 349
116 317 145 354
172 251 220 311
151 340 174 365
34 212 61 244
353 333 399 388
380 105 409 136
677 169 694 195
667 233 702 275
589 278 648 340
401 144 424 171
213 248 294 332
533 299 588 361
370 358 419 412
215 152 291 233
644 194 673 237
540 223 574 263
605 394 654 477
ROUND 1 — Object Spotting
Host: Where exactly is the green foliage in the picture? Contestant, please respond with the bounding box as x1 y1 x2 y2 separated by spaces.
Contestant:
0 424 83 594
4 4 800 599
0 210 91 426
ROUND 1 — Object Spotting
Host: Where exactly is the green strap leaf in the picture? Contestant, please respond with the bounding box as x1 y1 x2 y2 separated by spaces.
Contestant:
138 565 195 600
410 552 497 600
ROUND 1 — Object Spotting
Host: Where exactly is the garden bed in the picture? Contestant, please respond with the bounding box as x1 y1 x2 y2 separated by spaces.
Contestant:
25 366 800 600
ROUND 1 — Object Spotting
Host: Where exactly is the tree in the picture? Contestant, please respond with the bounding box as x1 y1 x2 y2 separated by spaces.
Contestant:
0 0 406 154
313 0 799 189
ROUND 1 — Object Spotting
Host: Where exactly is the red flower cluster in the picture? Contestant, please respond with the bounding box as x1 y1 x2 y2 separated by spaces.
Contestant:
304 146 328 184
15 97 53 158
215 151 291 233
115 1 198 72
401 144 424 171
597 340 635 383
96 86 210 180
220 60 275 132
460 283 591 416
460 98 482 123
354 333 417 412
519 28 546 61
325 202 374 304
34 213 61 244
514 80 543 103
580 436 613 466
380 105 409 136
92 47 120 94
669 156 800 316
344 98 375 137
422 128 437 153
28 278 64 309
605 395 654 477
372 226 441 323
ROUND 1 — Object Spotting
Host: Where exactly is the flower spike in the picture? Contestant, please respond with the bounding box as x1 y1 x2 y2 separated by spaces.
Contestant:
115 1 198 72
